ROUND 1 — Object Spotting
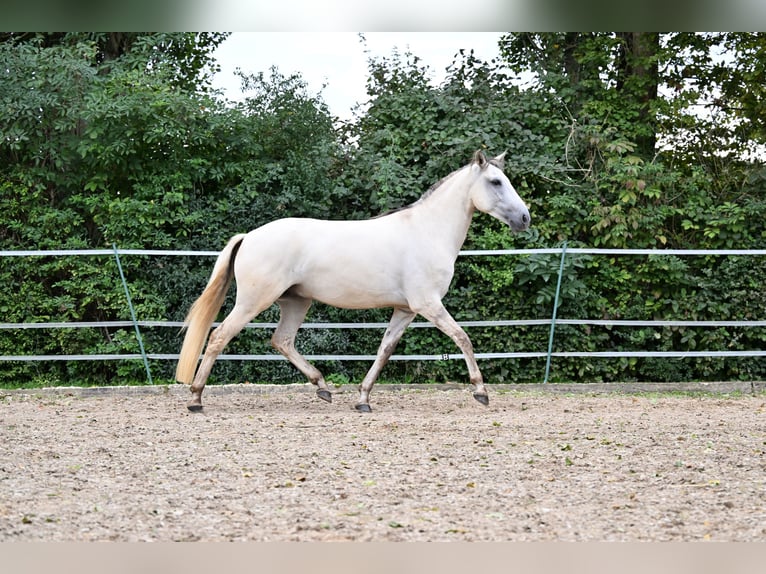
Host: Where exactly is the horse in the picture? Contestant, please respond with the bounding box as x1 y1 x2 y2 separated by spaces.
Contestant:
175 150 531 412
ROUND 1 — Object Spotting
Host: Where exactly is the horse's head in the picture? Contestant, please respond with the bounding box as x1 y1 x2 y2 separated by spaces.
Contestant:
468 150 530 232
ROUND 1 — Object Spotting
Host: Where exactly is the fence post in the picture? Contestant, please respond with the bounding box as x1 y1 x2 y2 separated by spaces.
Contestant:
543 241 568 384
112 244 153 385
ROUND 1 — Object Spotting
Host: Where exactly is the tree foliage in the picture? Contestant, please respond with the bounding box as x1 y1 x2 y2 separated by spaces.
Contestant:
1 32 764 388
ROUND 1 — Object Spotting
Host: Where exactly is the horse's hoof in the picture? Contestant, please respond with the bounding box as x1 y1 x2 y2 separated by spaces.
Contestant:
187 402 204 412
355 403 372 413
316 389 332 403
473 393 489 406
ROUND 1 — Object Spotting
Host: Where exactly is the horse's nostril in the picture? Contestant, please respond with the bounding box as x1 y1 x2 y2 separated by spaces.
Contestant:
522 213 530 225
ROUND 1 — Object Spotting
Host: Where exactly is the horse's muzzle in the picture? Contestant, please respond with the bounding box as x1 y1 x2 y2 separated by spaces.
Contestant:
508 209 531 232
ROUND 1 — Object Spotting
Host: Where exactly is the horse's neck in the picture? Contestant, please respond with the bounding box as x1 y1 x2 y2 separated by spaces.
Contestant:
411 168 475 254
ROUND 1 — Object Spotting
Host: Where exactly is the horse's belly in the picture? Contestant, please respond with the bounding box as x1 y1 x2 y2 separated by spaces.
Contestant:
290 278 408 310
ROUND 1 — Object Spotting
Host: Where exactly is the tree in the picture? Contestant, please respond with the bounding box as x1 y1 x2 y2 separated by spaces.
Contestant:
494 32 766 384
0 33 345 386
0 32 228 91
500 32 659 159
1 33 764 388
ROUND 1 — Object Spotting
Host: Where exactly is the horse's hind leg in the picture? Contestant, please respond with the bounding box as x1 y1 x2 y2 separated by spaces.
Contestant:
187 307 253 411
272 296 332 403
188 293 278 411
356 307 416 412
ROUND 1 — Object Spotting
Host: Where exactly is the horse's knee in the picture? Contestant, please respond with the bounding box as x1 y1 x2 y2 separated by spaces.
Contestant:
270 334 290 354
455 331 473 353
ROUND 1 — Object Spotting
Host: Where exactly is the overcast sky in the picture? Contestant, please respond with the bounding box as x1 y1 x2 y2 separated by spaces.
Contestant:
210 32 504 120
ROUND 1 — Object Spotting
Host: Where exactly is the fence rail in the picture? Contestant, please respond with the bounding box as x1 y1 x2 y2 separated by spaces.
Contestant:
2 246 765 384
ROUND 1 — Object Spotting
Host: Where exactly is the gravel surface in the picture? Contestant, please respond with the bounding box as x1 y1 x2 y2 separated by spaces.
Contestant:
1 384 764 541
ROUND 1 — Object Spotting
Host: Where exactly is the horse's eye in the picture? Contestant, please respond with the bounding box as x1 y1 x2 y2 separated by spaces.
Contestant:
489 178 502 187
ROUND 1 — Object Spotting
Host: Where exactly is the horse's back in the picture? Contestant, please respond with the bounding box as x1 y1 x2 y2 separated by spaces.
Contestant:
241 216 405 256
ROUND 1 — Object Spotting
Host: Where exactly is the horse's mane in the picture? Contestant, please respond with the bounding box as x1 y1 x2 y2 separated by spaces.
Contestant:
372 170 458 219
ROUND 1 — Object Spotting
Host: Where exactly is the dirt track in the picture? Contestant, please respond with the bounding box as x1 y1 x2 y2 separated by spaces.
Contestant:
1 384 765 541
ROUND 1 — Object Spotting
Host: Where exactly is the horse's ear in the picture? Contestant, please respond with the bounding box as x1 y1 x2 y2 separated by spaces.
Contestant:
492 151 507 170
472 150 488 169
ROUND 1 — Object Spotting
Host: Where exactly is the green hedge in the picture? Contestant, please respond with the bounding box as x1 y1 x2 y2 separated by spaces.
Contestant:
1 34 765 388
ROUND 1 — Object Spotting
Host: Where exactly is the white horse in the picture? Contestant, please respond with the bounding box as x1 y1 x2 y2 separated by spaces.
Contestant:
176 150 530 412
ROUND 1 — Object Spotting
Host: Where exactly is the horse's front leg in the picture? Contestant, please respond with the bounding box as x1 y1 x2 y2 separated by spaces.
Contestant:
356 307 416 412
415 302 489 406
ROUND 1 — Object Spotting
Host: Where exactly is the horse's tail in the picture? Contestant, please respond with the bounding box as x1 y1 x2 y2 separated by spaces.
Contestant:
175 234 247 384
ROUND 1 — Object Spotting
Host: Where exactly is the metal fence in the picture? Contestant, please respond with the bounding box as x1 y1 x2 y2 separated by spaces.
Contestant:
2 245 765 384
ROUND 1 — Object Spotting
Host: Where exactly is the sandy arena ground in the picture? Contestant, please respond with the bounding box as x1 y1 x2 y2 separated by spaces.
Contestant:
1 383 764 541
